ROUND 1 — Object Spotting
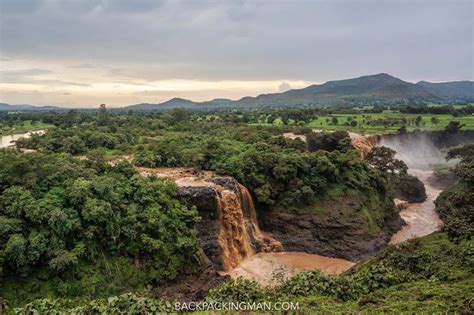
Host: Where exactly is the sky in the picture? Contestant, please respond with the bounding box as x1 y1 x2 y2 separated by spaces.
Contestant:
0 0 472 108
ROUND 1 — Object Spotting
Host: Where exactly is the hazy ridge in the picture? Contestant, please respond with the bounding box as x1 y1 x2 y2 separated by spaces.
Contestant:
1 73 473 111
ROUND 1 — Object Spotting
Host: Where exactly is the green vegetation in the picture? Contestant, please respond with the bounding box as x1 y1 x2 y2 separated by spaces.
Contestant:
206 233 473 313
0 120 53 136
436 144 474 242
195 105 474 134
13 109 393 214
1 107 473 312
11 233 472 313
0 150 200 308
304 112 474 134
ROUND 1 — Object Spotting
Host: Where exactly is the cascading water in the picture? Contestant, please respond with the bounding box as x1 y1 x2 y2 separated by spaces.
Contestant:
239 185 283 253
216 189 256 271
389 169 443 243
225 184 355 284
216 185 282 271
347 133 445 243
348 132 380 159
378 135 445 243
139 166 355 284
138 167 283 272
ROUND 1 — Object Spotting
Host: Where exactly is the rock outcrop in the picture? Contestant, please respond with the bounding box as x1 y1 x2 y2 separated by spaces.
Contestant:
139 167 281 271
260 196 403 261
390 173 427 203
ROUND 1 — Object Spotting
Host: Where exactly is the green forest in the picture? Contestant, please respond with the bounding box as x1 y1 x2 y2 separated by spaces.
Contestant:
0 107 473 313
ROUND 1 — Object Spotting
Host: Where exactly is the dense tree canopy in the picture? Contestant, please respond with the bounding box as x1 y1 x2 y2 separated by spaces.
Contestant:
0 151 199 280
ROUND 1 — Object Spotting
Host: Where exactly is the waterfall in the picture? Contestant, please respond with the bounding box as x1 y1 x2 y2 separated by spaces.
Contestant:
216 189 255 270
349 132 380 159
215 185 282 271
137 166 282 272
239 185 283 253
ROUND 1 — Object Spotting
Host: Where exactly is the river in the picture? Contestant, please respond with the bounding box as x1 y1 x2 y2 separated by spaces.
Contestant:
227 252 355 286
389 168 443 244
0 130 45 149
230 132 445 285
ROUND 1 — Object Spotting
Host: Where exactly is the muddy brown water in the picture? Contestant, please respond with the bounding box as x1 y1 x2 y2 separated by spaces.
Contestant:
227 252 356 286
140 133 446 286
0 130 45 148
139 167 282 271
229 167 443 285
230 132 445 285
389 168 443 244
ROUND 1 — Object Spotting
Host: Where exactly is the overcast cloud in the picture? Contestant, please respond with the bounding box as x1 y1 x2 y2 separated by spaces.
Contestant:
0 0 472 107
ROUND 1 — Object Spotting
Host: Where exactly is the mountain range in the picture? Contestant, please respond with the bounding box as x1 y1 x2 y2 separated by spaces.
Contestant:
126 73 474 110
1 74 473 111
0 103 60 111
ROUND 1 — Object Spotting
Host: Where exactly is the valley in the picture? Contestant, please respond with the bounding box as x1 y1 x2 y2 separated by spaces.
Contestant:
1 1 472 312
0 107 472 313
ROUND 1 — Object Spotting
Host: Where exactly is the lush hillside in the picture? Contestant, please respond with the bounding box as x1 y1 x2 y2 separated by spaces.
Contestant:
237 73 437 107
0 103 60 112
2 74 473 112
1 108 473 313
8 233 473 313
1 109 401 310
416 81 474 101
435 144 474 241
126 74 474 110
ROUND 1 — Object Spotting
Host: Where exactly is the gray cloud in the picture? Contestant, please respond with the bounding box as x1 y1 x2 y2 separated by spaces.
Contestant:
0 68 90 86
0 68 53 77
0 0 472 82
67 63 98 69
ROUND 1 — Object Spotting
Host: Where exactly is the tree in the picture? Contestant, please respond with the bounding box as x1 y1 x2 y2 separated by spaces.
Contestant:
97 104 109 126
397 125 407 134
446 144 474 182
366 146 408 174
267 114 276 125
306 131 350 152
62 136 86 155
331 117 338 125
415 116 422 127
64 110 79 128
430 117 440 126
447 144 474 163
444 121 465 134
166 108 191 124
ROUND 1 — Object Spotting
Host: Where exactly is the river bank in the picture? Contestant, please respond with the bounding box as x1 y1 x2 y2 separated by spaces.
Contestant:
0 130 45 148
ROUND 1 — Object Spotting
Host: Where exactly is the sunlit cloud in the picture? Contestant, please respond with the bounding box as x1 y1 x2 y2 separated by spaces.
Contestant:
0 0 472 107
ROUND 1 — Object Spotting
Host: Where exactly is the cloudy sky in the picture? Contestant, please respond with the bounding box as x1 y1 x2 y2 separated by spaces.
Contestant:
0 0 472 107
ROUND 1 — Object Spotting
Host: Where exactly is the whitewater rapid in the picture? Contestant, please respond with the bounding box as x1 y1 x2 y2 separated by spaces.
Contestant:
389 170 443 243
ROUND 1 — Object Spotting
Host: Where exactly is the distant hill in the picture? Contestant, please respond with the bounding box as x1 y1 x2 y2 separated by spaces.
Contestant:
2 74 472 111
126 73 472 110
0 103 61 111
416 81 474 101
234 73 436 107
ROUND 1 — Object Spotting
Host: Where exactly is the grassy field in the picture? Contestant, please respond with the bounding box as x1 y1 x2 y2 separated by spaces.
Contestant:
307 113 473 134
265 111 474 134
0 121 54 136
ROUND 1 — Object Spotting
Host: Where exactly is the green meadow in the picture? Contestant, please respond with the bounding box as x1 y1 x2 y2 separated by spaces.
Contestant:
270 111 474 134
